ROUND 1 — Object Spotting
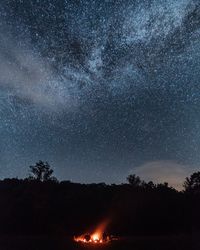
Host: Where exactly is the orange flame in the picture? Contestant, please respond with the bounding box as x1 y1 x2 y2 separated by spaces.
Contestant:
74 220 110 244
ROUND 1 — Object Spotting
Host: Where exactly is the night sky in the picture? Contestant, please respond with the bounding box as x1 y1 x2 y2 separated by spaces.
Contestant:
0 0 200 189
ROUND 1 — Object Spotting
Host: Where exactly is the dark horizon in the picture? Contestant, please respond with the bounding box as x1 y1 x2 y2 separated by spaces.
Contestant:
2 159 199 193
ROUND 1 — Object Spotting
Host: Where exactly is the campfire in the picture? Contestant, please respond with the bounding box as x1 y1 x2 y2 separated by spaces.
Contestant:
74 221 113 244
74 231 110 244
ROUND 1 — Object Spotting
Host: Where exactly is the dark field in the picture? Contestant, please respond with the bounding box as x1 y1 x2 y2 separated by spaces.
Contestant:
1 235 200 250
1 179 200 250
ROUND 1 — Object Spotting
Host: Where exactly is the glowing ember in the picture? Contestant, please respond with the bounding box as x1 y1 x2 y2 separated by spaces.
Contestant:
74 231 110 244
74 221 112 244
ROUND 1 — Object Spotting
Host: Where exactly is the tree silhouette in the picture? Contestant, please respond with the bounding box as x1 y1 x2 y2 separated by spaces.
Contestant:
184 171 200 192
29 161 56 182
144 181 155 190
127 174 142 187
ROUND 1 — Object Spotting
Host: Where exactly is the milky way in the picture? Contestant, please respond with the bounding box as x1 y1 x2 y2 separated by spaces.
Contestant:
0 0 200 186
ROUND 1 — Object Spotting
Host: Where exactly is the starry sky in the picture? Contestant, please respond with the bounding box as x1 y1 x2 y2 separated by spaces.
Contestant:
0 0 200 189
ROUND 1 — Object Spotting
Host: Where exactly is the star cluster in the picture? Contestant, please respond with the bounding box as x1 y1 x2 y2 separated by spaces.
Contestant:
0 0 200 185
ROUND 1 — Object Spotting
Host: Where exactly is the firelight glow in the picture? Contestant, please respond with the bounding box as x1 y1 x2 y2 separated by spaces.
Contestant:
92 233 100 242
74 220 111 244
74 230 107 244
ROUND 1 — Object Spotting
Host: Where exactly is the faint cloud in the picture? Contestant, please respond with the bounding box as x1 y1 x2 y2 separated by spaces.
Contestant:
0 28 77 111
131 160 198 191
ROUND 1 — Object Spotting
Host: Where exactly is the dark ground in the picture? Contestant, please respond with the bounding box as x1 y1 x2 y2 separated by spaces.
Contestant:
1 178 200 249
1 235 200 250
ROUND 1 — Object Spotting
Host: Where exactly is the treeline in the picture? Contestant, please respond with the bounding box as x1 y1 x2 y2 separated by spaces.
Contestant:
0 161 199 236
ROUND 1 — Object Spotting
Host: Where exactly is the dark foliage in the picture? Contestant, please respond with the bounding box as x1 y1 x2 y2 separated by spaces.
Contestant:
0 168 199 237
184 171 200 193
127 174 142 187
29 161 57 182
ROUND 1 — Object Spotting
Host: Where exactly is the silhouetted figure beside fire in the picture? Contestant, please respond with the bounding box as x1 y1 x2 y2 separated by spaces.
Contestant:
84 234 91 242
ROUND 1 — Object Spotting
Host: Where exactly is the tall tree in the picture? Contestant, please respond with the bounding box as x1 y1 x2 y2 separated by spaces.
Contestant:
29 161 56 182
184 171 200 192
127 174 142 187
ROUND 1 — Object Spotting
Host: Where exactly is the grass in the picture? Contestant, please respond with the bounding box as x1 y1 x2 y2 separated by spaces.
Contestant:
0 234 199 250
